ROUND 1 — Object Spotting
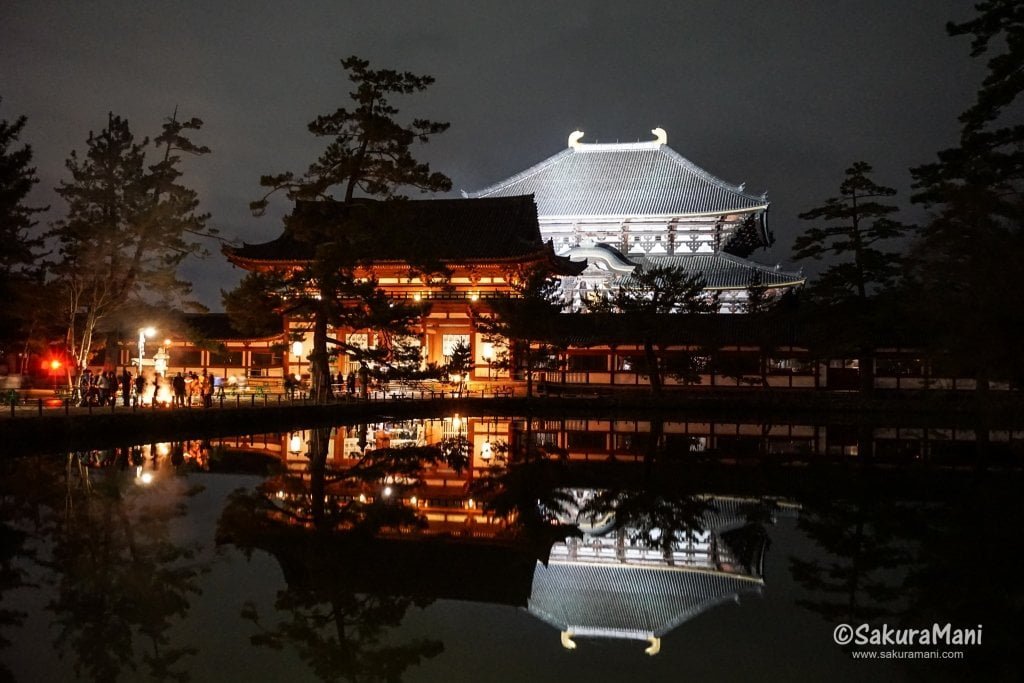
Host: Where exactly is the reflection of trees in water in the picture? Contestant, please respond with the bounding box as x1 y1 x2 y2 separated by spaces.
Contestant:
793 479 1024 678
1 450 207 682
900 485 1023 680
580 488 716 554
469 435 578 539
240 567 443 683
253 426 454 535
0 456 46 679
0 521 31 682
220 426 445 682
790 492 917 623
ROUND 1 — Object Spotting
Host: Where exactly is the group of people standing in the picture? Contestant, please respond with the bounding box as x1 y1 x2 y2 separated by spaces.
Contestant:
170 370 214 408
77 367 137 407
334 369 362 395
76 367 216 408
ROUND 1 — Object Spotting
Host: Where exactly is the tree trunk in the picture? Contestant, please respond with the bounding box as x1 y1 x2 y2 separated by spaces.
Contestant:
858 347 874 395
309 427 331 528
310 300 333 404
643 340 662 396
974 368 991 472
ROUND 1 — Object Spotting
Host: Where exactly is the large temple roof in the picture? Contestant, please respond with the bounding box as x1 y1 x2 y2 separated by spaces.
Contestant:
225 196 573 267
568 245 803 290
528 561 763 641
468 130 769 218
631 253 804 290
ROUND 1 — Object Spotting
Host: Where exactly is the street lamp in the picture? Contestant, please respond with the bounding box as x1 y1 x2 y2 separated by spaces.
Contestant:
137 326 155 371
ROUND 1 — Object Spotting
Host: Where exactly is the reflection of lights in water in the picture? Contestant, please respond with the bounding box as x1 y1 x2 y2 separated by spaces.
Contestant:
382 486 393 498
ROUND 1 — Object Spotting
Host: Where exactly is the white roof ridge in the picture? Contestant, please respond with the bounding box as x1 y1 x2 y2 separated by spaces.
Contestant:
573 140 664 152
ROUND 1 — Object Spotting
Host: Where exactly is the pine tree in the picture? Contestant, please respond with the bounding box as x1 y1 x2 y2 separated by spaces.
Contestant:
221 272 283 338
793 162 905 393
476 266 567 398
0 99 46 273
910 2 1024 389
249 56 451 402
0 99 48 360
48 111 212 375
588 265 717 395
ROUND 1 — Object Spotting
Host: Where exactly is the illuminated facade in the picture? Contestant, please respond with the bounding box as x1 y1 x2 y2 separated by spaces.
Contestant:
468 128 804 310
224 196 582 383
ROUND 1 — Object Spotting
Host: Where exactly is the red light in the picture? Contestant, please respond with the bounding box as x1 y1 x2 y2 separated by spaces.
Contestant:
49 359 62 371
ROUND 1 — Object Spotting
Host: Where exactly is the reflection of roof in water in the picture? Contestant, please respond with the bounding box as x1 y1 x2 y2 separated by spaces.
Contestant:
531 491 773 649
528 561 763 641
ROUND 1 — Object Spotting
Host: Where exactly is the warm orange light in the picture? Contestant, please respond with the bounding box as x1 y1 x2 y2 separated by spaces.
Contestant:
48 359 62 371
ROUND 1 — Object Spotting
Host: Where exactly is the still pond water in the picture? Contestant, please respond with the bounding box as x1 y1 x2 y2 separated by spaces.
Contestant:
2 414 1020 681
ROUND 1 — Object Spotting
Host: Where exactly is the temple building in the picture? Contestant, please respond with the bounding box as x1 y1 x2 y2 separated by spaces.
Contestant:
467 128 804 311
224 196 581 381
531 489 771 654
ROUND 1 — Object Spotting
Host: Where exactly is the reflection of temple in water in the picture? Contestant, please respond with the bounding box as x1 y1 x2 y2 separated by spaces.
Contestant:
529 490 774 654
211 417 1024 475
208 415 1024 495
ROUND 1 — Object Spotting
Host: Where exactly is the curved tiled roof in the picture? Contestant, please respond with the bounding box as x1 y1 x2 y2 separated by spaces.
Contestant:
225 196 559 265
631 253 804 290
469 141 769 218
528 561 763 640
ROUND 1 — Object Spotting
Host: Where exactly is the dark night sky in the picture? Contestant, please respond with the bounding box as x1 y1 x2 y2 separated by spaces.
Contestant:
1 1 984 310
